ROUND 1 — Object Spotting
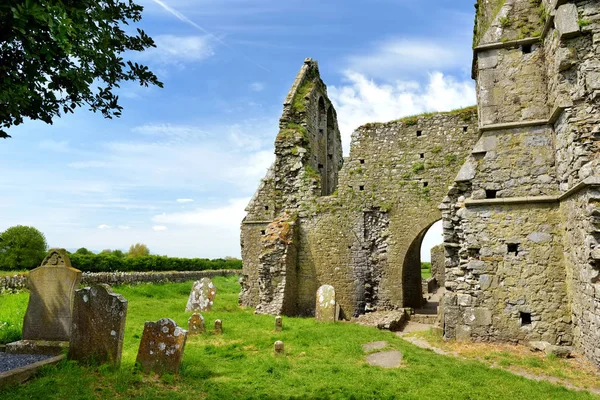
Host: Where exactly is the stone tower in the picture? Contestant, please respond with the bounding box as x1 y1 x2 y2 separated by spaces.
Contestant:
442 0 600 368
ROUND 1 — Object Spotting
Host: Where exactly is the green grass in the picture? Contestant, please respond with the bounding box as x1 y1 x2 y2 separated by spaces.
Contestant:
421 262 432 280
1 276 598 399
0 270 28 277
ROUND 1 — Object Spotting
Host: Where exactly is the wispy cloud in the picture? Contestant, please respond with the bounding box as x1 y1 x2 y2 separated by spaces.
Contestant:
39 140 70 152
346 37 471 80
118 225 131 230
138 35 214 67
176 199 194 203
249 82 265 92
133 123 208 139
153 198 249 228
98 224 111 229
152 225 168 231
151 0 270 72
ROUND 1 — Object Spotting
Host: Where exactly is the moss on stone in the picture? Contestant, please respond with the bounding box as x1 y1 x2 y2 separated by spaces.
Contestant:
292 80 315 112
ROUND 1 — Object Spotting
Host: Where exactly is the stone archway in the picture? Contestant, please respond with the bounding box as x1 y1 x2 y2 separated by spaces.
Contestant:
401 217 442 308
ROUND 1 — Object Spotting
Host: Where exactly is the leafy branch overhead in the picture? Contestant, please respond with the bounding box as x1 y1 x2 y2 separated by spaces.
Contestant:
0 0 164 138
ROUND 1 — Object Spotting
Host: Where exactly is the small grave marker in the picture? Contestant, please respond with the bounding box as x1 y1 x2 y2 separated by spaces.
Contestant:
135 318 187 375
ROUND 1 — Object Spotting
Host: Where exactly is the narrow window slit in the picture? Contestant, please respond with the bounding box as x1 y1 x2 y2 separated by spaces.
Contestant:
416 130 422 137
520 312 532 325
521 44 532 54
359 185 365 191
507 243 519 255
420 153 425 159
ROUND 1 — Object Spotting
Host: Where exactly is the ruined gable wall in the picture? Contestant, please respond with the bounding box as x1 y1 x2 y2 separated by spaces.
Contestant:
292 109 480 317
240 59 343 310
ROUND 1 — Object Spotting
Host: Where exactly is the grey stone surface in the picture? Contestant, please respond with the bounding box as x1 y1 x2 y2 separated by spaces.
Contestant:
315 285 336 322
214 319 223 334
365 350 402 368
555 4 580 39
22 249 82 342
185 278 217 312
68 284 128 366
275 316 282 331
274 340 284 354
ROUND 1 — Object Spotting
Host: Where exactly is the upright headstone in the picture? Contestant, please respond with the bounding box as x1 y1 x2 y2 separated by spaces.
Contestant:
185 278 217 312
214 319 223 334
188 313 205 336
275 316 283 331
69 284 128 366
22 249 82 341
274 340 285 354
136 318 187 375
315 285 336 322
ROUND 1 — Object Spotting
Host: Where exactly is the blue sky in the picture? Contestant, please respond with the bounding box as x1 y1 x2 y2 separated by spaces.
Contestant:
0 0 477 259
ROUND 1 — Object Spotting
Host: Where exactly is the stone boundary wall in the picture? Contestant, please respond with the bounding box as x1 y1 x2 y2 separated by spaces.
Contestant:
0 270 240 293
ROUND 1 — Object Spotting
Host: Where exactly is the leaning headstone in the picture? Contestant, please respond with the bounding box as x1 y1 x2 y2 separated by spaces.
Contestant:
188 313 205 336
274 340 284 354
275 316 283 331
68 284 128 366
214 319 223 334
136 318 187 375
315 285 336 322
23 249 82 342
185 278 217 312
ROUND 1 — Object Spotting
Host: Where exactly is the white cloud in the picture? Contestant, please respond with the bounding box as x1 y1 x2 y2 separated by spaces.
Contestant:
249 82 265 92
138 35 214 67
329 71 476 154
153 198 249 228
98 224 111 229
132 124 208 139
347 37 471 80
176 199 194 203
153 225 168 231
118 225 131 230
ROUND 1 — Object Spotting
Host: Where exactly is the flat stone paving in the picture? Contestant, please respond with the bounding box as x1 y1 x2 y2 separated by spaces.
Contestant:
0 352 51 373
365 350 403 368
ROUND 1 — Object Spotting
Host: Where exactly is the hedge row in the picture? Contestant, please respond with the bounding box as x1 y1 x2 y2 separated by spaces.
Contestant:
67 254 242 273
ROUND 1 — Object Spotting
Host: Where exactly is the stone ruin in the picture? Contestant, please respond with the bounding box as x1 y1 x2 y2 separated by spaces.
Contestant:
240 1 600 369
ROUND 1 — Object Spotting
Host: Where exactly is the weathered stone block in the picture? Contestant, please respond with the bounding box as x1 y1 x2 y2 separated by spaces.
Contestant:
185 278 217 312
315 285 336 322
22 249 82 342
188 313 205 336
135 319 187 375
555 4 580 39
69 284 128 366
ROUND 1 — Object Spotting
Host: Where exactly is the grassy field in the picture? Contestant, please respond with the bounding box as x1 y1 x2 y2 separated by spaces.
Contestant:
0 270 27 277
0 276 598 399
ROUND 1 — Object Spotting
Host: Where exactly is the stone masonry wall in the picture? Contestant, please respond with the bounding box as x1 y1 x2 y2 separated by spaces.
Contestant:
442 0 600 369
430 244 445 286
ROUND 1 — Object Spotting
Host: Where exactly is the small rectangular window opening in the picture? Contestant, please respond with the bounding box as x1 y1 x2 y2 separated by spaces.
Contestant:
264 206 269 211
468 248 481 259
420 153 425 159
416 130 422 137
521 44 532 54
463 126 468 133
485 189 498 199
359 185 365 191
319 128 324 134
423 182 429 187
318 163 324 169
260 230 266 235
507 243 519 255
520 312 532 326
359 159 365 164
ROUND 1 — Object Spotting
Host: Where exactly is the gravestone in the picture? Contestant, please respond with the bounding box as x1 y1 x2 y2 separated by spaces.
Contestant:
136 318 187 375
214 319 223 334
188 313 205 336
315 285 336 322
22 249 82 342
68 284 128 366
274 340 284 354
185 278 217 312
275 316 282 331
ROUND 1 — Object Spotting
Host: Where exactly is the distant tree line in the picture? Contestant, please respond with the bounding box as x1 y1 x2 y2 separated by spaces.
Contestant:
0 225 241 271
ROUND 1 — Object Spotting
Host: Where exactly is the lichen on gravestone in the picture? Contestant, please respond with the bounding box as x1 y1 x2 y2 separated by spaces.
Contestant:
135 318 187 375
185 278 217 312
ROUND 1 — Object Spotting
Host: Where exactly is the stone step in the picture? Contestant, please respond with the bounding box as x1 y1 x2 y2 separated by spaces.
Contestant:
410 314 438 325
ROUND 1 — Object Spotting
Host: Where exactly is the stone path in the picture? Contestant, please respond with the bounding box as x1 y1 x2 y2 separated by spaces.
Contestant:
0 352 51 373
362 341 402 368
365 351 403 368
